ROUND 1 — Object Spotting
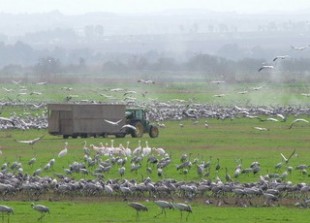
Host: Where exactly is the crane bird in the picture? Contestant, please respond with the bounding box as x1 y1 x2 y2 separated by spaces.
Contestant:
280 149 296 164
28 157 37 167
254 127 269 131
173 203 192 221
120 124 136 131
16 135 44 149
258 65 274 72
58 142 68 158
0 117 15 126
273 55 289 62
31 203 49 221
289 118 309 129
0 205 14 223
104 119 123 126
154 200 174 218
128 202 148 220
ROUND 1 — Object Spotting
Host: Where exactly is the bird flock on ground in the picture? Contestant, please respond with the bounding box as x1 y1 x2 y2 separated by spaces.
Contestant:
0 136 309 221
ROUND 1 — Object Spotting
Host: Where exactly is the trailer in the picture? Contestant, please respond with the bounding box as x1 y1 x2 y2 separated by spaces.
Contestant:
47 103 159 138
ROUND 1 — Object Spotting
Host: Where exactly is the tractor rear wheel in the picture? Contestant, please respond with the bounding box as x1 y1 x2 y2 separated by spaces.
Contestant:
131 122 144 138
149 126 159 138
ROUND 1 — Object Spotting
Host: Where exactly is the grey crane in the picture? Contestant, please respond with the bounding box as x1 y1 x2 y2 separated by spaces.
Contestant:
280 149 296 164
272 55 289 62
16 135 44 151
128 202 148 220
0 205 13 223
31 203 49 221
173 202 192 221
258 65 274 72
154 200 174 218
28 157 37 167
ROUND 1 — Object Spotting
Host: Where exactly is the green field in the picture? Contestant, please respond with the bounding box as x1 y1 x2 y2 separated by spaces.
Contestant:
0 81 310 222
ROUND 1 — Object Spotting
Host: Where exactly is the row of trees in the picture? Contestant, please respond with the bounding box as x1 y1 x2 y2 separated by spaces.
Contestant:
1 52 310 83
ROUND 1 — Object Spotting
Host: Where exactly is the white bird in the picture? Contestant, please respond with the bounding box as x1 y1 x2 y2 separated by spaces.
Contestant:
213 94 226 97
58 142 68 158
267 117 279 122
254 127 269 131
104 119 123 126
258 65 274 72
16 135 44 145
120 124 136 131
289 118 309 129
276 114 286 121
0 117 15 126
291 45 308 51
280 149 296 164
2 87 14 92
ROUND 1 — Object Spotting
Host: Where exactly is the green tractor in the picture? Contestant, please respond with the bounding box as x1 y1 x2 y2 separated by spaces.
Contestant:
125 108 159 138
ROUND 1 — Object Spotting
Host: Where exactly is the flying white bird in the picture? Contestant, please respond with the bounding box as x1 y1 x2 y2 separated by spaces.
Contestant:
0 117 15 126
104 119 123 126
254 127 269 131
120 124 137 131
280 149 296 164
16 135 44 148
258 65 274 72
289 118 309 129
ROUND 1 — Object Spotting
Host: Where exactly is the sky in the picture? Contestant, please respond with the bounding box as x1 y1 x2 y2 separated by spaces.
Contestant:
1 0 310 14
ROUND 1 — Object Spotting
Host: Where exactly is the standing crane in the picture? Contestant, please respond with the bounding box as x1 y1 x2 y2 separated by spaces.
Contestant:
128 202 148 220
31 203 49 221
173 202 192 221
154 200 174 218
0 205 14 223
58 142 68 158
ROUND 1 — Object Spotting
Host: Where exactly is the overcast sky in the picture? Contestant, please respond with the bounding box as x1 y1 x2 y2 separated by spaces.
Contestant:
1 0 310 14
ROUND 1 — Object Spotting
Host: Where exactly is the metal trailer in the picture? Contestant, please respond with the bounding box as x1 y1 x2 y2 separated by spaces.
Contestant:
47 103 126 138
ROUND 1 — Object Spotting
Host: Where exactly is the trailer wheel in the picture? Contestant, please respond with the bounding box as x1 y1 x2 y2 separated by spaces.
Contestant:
131 122 144 138
63 135 69 139
149 126 159 138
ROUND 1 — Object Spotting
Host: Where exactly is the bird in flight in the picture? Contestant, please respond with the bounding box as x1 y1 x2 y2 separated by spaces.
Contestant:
120 124 137 131
280 149 296 164
104 119 123 126
289 118 309 129
273 55 289 62
253 127 269 131
16 135 44 146
0 117 15 126
258 65 274 72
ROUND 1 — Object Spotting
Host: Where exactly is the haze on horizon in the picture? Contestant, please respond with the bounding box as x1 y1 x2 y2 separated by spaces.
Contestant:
1 0 310 14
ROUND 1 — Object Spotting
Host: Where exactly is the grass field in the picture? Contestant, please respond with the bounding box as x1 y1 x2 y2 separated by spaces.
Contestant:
0 116 310 222
0 80 310 222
